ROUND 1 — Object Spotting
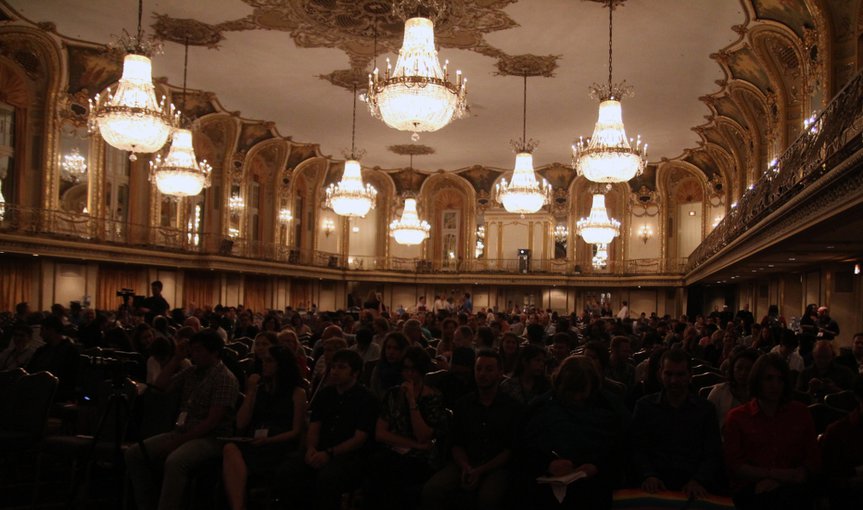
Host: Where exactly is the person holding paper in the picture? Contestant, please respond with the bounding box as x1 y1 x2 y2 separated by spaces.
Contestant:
521 355 630 509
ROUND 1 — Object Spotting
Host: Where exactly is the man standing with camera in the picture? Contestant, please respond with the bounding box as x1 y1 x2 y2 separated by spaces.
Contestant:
140 280 170 324
125 329 238 510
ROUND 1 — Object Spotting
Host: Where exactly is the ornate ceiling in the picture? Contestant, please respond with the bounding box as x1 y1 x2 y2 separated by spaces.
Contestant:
4 0 856 184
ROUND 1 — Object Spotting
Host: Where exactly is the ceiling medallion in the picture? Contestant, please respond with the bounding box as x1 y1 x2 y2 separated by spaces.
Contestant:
89 0 177 161
367 1 467 141
390 196 430 245
572 0 647 183
387 144 436 156
325 84 377 218
495 74 551 217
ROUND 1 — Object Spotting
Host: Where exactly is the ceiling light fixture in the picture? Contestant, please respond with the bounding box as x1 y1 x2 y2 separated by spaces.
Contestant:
577 193 621 245
89 0 177 160
325 84 377 218
592 243 609 269
60 148 88 182
495 73 551 217
553 225 569 244
367 1 467 141
278 208 293 224
572 0 647 183
638 224 652 244
150 37 212 197
390 196 431 245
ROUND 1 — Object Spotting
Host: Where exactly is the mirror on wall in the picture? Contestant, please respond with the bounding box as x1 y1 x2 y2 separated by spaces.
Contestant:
57 122 90 214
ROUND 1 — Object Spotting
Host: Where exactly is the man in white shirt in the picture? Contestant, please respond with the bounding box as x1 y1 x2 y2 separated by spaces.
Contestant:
617 301 630 320
769 332 805 372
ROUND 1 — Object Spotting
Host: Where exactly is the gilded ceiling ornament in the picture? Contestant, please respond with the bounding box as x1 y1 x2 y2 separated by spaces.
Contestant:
494 54 560 78
387 144 436 156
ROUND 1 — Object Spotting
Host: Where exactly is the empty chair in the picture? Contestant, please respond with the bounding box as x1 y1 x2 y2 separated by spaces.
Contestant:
824 390 859 413
692 371 726 391
809 402 847 435
0 371 59 455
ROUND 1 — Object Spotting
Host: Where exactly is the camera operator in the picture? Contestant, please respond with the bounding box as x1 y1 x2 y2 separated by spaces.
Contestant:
140 280 170 325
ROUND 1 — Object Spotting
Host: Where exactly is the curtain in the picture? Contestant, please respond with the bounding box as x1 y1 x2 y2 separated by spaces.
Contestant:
0 257 36 313
96 265 146 310
243 275 267 314
183 271 217 311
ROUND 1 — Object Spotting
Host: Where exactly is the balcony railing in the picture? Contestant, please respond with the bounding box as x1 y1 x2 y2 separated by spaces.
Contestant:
0 204 687 277
686 69 863 273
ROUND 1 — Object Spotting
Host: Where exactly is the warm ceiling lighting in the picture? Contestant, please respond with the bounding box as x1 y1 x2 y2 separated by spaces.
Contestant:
553 225 569 243
577 193 621 245
495 74 551 216
390 197 430 245
60 148 88 182
325 84 377 218
572 1 646 183
89 0 176 160
278 208 293 224
150 39 211 197
638 224 652 244
367 12 467 141
592 243 609 269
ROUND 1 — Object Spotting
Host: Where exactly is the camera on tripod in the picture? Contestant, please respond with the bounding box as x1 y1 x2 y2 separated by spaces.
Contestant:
79 352 144 404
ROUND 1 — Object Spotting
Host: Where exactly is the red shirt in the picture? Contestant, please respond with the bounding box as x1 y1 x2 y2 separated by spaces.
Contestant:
723 399 820 488
820 408 863 479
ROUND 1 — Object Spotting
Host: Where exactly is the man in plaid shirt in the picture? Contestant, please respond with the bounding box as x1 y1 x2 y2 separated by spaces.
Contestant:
126 329 239 510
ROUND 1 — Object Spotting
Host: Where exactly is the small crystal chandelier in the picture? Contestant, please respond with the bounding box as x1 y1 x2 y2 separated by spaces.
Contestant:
367 1 467 141
495 74 551 217
228 194 244 214
577 193 621 245
553 224 569 243
61 148 88 182
325 84 377 218
89 0 177 161
592 243 610 269
572 1 647 183
150 38 211 197
390 196 430 245
279 208 293 224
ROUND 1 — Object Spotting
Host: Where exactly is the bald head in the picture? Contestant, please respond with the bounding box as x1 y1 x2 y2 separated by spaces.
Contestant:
184 316 201 332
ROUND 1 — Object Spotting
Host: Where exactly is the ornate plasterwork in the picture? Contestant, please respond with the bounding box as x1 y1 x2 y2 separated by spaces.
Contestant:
388 144 435 156
151 0 559 91
630 186 659 218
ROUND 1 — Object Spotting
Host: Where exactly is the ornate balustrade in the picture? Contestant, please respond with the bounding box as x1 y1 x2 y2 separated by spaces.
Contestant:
686 69 863 273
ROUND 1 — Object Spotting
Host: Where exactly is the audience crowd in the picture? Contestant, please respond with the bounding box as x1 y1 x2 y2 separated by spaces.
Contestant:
1 286 862 510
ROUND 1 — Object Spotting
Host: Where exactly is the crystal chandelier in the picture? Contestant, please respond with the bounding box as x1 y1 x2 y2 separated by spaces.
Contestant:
495 74 551 217
325 84 377 218
592 243 610 269
89 0 176 161
390 197 430 245
279 208 293 223
553 225 569 243
367 3 467 141
61 148 88 182
150 38 211 197
577 193 621 245
572 1 647 183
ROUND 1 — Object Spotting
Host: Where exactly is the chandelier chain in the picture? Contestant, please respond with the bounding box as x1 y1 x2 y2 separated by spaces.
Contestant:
351 82 357 158
181 36 189 114
522 72 527 144
137 0 143 43
608 3 613 90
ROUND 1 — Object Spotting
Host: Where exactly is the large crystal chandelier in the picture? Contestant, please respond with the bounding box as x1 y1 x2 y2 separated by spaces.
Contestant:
390 197 430 245
577 193 620 245
592 243 610 269
572 1 647 183
495 74 551 217
89 0 176 161
150 38 211 197
325 84 377 218
367 2 467 141
61 148 88 182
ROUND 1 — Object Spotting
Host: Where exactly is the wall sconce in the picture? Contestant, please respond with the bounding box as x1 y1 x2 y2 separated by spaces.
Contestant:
688 210 696 216
351 226 360 233
323 218 335 237
553 225 568 243
638 224 653 244
278 208 293 224
855 263 861 275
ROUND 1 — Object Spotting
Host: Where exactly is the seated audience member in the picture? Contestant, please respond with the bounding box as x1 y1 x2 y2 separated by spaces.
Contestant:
348 327 380 363
632 349 724 498
222 345 307 510
525 322 546 346
707 348 760 429
723 354 820 510
146 333 191 385
835 332 863 375
27 315 77 400
404 318 428 347
548 332 573 375
499 343 550 405
521 355 629 509
365 347 449 510
131 323 157 356
796 340 856 400
422 350 522 510
453 325 475 350
370 332 408 399
276 349 377 510
233 312 259 340
499 332 520 376
434 318 459 359
125 329 239 510
475 326 496 350
0 322 39 370
820 378 863 510
250 331 277 374
310 336 349 397
770 330 805 372
429 347 477 409
277 328 309 379
606 336 636 391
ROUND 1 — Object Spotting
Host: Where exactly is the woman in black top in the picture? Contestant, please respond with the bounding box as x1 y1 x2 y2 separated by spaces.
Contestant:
222 346 307 510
